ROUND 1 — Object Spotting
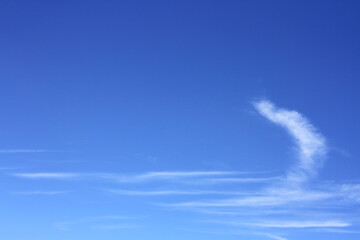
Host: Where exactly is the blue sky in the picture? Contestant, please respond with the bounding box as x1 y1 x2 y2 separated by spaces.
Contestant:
1 1 360 239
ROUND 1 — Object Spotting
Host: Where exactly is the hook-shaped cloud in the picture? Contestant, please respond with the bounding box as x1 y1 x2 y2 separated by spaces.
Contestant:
254 100 327 184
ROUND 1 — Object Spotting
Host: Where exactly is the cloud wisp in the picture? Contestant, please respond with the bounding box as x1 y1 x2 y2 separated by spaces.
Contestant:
262 233 288 240
205 219 350 228
12 173 81 179
102 171 254 183
0 149 61 153
254 100 327 184
193 176 281 184
171 189 333 207
107 189 251 196
251 220 350 228
11 171 260 183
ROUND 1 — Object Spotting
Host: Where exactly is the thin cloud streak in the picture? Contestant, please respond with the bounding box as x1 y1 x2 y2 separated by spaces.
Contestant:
108 189 250 196
11 171 248 182
312 228 360 234
0 149 61 153
252 220 350 228
12 173 80 179
118 171 245 182
140 171 239 178
170 189 333 207
262 233 288 240
178 227 289 240
202 219 350 229
195 177 281 184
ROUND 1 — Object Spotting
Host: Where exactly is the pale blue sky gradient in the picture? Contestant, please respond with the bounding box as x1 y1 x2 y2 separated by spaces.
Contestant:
1 1 360 239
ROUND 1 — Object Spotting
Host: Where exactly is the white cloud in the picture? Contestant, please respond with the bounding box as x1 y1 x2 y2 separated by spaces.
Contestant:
0 149 59 153
132 171 240 181
100 171 268 184
171 188 332 207
107 189 248 196
254 100 327 184
194 177 281 184
11 171 244 182
202 219 350 230
12 173 80 179
252 220 350 228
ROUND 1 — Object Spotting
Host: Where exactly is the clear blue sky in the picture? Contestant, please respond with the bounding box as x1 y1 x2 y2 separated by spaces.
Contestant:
1 1 360 239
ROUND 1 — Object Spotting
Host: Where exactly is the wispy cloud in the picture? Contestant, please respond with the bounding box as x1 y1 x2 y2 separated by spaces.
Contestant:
194 177 281 184
202 219 350 230
253 100 327 184
140 171 238 178
12 173 80 179
171 187 333 208
312 228 360 234
252 220 350 228
10 171 246 183
0 149 61 153
107 189 249 196
109 171 243 183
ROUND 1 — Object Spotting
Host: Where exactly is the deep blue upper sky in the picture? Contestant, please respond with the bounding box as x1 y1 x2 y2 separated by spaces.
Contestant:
1 1 360 240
